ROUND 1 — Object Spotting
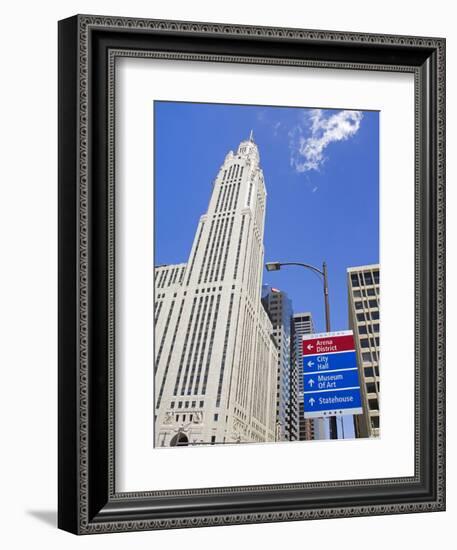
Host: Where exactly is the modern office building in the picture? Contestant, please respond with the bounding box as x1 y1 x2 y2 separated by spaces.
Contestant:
347 264 380 438
261 285 295 441
154 133 278 447
291 312 317 440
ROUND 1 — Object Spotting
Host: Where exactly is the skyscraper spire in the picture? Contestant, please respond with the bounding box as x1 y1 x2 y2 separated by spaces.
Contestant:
249 129 254 142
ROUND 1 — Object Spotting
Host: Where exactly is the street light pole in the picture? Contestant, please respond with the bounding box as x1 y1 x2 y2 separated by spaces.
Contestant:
265 260 338 440
322 261 331 333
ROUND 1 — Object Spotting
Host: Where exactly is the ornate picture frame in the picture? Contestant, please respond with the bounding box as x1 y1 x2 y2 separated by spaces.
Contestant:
58 14 445 534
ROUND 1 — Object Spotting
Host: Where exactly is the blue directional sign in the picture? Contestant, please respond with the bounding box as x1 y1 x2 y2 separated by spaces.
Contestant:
303 388 362 416
303 331 363 418
304 368 360 392
303 350 357 374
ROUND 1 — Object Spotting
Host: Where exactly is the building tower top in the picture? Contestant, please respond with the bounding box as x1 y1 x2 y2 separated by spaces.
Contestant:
236 130 259 165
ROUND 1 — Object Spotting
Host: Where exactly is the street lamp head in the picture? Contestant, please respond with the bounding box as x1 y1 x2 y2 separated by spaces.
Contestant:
265 262 281 272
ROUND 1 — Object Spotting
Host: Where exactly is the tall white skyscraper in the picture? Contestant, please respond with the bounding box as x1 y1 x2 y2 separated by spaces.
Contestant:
154 133 278 447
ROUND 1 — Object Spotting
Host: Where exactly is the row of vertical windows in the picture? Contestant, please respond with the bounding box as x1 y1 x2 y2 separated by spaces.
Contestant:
202 294 221 394
173 298 198 395
155 301 175 372
171 399 204 409
239 218 251 284
156 269 168 289
247 235 260 301
219 217 235 281
187 226 204 285
179 296 206 395
156 299 185 408
246 176 254 207
215 183 225 212
183 222 205 284
216 293 234 407
154 300 163 324
233 216 246 280
252 332 267 424
209 217 230 282
222 183 236 212
192 295 215 395
254 188 265 234
197 220 215 284
156 265 186 289
183 296 211 395
218 185 229 213
203 218 224 283
236 305 254 408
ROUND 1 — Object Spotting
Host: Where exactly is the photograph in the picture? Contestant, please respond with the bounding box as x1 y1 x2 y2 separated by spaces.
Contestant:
153 101 380 447
54 9 445 536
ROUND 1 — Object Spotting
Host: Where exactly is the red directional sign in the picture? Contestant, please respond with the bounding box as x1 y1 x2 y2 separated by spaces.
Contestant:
302 332 355 356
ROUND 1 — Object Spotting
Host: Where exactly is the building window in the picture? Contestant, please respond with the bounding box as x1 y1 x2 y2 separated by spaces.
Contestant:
368 398 379 411
364 366 374 377
371 416 380 429
364 272 373 285
170 402 175 409
351 274 359 287
214 414 219 421
366 382 377 394
211 435 216 445
362 352 372 362
178 401 182 408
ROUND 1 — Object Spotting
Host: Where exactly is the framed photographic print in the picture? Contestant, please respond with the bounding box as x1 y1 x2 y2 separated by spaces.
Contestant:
58 14 446 534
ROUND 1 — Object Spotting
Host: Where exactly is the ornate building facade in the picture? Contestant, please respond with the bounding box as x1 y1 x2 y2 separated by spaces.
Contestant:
154 134 277 446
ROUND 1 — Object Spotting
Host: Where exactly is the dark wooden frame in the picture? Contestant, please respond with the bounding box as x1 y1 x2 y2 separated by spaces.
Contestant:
58 14 446 534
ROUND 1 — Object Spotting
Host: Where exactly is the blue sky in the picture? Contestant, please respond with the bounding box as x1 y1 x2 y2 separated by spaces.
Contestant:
155 101 379 332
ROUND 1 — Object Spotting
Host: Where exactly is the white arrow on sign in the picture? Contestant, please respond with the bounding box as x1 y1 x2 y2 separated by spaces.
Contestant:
308 379 315 387
306 344 314 351
307 360 314 368
308 397 316 406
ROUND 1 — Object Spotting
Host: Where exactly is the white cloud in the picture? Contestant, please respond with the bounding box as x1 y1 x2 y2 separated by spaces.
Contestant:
289 109 363 172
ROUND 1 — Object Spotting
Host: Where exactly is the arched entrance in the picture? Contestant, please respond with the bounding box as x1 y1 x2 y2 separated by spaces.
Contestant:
170 432 189 447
